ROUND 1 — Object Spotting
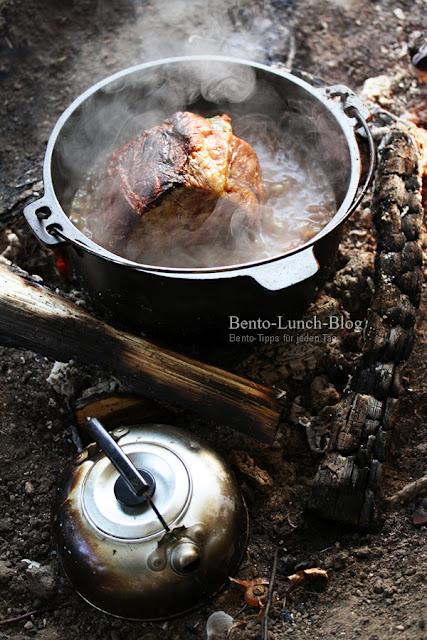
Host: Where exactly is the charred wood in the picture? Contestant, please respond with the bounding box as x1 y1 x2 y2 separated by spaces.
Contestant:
309 127 425 527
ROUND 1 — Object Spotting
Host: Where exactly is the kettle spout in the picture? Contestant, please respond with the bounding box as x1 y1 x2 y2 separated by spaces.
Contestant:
170 541 201 574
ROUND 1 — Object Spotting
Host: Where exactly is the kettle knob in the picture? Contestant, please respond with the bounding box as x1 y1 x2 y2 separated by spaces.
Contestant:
114 469 156 508
170 542 201 574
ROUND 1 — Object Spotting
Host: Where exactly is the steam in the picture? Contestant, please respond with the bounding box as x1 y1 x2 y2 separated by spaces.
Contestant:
106 0 293 66
70 111 337 268
56 0 346 269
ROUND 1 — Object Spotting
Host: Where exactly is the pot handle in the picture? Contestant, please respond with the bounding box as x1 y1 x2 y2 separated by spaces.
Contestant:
24 197 67 247
321 84 376 216
248 245 319 291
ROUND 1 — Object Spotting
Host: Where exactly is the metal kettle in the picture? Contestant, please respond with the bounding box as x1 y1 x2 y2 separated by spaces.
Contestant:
54 419 249 620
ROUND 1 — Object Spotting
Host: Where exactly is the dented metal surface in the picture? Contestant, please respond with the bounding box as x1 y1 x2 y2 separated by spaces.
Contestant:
53 424 249 620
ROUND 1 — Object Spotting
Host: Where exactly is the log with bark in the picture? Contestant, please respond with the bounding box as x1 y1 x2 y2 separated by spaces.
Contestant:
308 126 425 527
0 260 280 443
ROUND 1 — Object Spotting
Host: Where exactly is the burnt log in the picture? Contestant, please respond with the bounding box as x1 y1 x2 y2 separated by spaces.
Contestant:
0 260 280 443
309 127 425 527
74 391 173 435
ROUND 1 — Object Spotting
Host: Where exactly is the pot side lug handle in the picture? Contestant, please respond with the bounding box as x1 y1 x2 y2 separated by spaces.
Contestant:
248 247 319 292
24 197 66 247
320 84 370 123
320 84 376 217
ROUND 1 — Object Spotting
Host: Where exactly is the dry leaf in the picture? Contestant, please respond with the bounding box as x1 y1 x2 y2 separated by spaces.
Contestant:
229 577 269 608
287 567 328 590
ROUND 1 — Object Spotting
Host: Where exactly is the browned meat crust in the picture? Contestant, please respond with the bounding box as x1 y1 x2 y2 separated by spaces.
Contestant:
100 111 264 259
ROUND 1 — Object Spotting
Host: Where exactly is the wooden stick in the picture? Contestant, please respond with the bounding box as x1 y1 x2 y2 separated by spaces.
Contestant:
262 547 279 640
0 261 280 443
0 606 62 627
387 474 427 505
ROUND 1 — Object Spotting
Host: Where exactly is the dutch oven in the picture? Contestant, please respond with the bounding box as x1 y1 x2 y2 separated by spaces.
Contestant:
24 55 375 341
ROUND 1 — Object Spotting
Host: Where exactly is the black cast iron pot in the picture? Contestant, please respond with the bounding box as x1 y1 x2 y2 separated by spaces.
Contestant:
24 55 375 342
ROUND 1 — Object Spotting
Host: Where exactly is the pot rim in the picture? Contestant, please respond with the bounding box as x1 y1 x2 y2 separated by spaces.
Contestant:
42 54 363 275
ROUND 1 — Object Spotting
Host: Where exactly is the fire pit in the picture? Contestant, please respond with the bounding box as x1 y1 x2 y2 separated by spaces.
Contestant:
1 1 426 638
24 56 374 340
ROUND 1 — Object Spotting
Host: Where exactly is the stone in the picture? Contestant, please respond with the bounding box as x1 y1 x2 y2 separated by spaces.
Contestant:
0 518 12 534
372 579 384 594
26 563 57 600
384 584 396 597
24 481 35 496
393 7 405 20
354 546 371 560
206 611 234 640
46 361 80 399
0 561 14 586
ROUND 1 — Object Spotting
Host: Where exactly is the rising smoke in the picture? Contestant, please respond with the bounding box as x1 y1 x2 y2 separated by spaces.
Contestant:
56 0 347 268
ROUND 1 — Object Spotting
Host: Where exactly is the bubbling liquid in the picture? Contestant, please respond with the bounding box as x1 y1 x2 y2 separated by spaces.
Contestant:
69 114 336 269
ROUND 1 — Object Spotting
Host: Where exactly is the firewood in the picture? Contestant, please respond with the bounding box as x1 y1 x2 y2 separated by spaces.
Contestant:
309 127 425 527
387 474 427 505
74 391 173 433
0 260 280 443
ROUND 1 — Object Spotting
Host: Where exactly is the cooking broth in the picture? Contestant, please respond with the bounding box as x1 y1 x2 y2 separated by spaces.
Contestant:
69 114 336 268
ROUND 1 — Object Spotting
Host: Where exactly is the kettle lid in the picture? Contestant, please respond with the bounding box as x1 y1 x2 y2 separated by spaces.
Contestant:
82 430 191 539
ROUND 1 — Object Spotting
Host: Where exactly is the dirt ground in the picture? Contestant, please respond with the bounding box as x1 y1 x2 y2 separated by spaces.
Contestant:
0 0 426 639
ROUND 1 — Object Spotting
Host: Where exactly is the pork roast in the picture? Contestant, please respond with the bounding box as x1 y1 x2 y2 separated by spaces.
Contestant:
101 111 264 262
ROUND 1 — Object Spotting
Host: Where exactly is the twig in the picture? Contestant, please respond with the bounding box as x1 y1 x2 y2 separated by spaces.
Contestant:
286 513 300 529
285 33 296 70
261 547 279 640
0 605 60 626
387 473 427 505
232 603 248 618
318 546 334 555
